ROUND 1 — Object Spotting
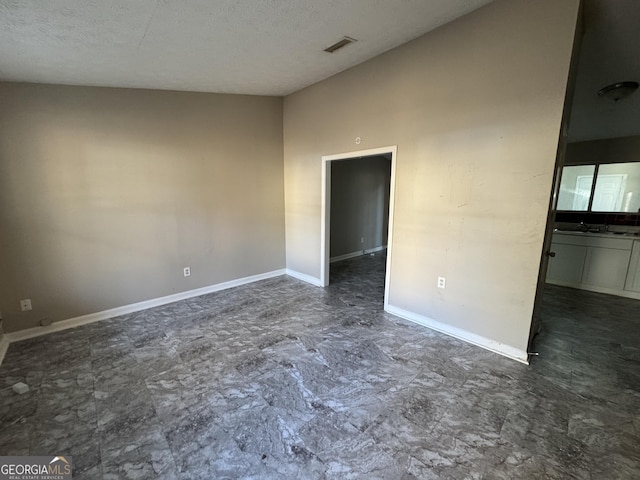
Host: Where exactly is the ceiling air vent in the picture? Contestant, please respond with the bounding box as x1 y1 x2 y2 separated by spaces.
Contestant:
324 36 357 53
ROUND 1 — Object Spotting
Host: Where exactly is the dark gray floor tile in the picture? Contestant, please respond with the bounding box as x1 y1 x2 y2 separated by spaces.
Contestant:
0 252 638 478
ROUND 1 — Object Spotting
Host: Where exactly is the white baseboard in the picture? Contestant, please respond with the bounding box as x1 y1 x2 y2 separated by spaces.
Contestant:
385 304 529 364
0 335 9 367
285 269 323 287
0 268 530 368
3 269 287 346
330 245 386 263
330 250 364 263
364 245 387 255
546 280 640 300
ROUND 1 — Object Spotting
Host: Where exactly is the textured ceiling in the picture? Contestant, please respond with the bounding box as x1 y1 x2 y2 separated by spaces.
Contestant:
0 0 494 96
568 0 640 142
3 0 635 142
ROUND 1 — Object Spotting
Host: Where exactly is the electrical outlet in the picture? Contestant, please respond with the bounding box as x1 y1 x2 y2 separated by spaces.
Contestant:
183 267 191 277
437 277 446 289
360 237 364 244
20 299 32 311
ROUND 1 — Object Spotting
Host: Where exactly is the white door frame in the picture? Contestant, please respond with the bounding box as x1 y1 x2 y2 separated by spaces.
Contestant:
320 145 398 309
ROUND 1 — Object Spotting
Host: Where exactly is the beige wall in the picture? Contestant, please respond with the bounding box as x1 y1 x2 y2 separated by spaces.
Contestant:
284 0 581 354
0 83 285 332
330 156 391 258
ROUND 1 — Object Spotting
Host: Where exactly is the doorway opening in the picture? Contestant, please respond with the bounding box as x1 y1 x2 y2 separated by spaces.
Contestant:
529 0 640 394
321 146 397 308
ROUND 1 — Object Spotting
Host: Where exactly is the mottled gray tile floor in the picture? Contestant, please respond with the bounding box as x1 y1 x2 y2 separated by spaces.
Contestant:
1 252 639 479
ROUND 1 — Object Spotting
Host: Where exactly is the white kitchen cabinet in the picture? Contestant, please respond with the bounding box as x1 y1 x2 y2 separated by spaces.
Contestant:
624 240 640 293
547 242 587 284
546 232 640 300
582 247 631 290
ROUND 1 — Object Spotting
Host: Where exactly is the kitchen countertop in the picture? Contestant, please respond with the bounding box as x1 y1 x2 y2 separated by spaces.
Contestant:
553 230 640 239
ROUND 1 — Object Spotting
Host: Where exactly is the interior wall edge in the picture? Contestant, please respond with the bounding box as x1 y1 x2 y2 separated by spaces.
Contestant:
330 245 387 264
1 268 286 348
385 303 530 364
0 336 9 369
285 269 323 287
0 82 286 332
283 0 581 354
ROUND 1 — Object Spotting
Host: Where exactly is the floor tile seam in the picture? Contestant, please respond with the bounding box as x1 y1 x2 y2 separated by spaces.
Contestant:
147 383 217 434
121 320 184 347
0 413 32 440
368 398 447 442
200 323 256 344
575 420 640 447
457 381 524 424
307 435 372 465
240 380 359 457
140 374 172 424
371 367 424 406
94 384 162 436
582 397 640 418
155 430 181 479
164 448 186 480
498 414 581 451
565 427 640 458
512 396 575 430
377 414 469 461
522 372 588 403
121 307 242 340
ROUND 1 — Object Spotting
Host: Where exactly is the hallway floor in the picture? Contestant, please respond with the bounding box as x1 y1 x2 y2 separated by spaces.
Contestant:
1 252 639 479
